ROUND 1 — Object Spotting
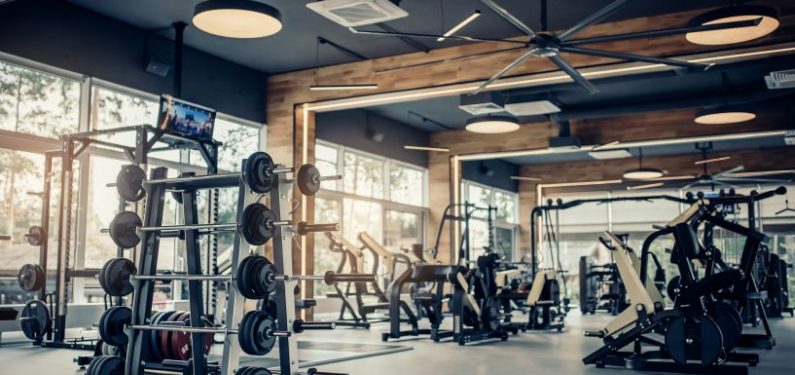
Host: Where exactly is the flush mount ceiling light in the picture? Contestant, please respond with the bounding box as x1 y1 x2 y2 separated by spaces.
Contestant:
694 107 756 125
623 148 665 180
193 0 282 38
686 5 779 46
465 115 519 134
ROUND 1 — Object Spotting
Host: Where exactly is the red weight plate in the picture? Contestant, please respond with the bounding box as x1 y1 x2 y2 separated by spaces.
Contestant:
171 314 192 360
160 311 185 359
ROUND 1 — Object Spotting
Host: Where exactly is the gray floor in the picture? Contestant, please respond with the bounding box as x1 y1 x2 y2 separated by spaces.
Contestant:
1 312 794 374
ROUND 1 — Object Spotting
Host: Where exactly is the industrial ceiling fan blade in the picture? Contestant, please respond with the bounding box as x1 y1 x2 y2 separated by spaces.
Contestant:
563 18 761 46
480 0 536 37
548 55 599 94
348 28 526 45
557 0 633 41
717 177 792 184
626 182 666 191
472 49 536 94
682 179 706 190
714 165 745 177
559 46 711 71
694 156 731 165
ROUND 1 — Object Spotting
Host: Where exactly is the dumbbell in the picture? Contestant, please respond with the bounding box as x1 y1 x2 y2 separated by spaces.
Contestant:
111 152 340 202
236 255 376 299
102 202 337 248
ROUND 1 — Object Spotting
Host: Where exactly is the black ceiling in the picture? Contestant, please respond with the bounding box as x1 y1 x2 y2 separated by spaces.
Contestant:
68 0 731 74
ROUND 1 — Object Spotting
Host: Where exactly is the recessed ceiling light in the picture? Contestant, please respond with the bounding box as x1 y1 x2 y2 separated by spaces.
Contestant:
510 176 542 182
193 0 283 39
626 182 665 191
623 168 666 180
465 115 520 134
686 5 779 46
695 108 756 124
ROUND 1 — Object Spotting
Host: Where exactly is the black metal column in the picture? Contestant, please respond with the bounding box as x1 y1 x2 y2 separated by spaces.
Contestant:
182 188 208 375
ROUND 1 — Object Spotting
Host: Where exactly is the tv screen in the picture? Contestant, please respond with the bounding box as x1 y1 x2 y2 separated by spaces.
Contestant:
157 95 216 141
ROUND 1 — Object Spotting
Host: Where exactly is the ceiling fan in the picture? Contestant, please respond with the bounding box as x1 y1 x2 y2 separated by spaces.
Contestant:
349 0 761 94
627 143 793 190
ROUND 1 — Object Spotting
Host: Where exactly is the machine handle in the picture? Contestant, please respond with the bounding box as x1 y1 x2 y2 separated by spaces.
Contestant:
323 271 375 284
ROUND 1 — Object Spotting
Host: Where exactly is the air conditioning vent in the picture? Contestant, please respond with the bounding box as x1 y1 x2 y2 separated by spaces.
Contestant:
505 100 561 116
588 149 632 160
306 0 408 27
459 92 505 115
765 69 795 90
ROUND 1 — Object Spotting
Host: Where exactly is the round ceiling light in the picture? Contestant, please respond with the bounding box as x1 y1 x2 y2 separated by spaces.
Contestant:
685 5 779 46
694 108 756 125
193 0 282 39
623 168 665 181
465 115 520 134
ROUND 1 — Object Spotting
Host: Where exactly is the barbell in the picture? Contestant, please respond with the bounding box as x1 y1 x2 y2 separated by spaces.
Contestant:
98 255 374 300
113 152 340 202
98 307 330 357
103 202 337 249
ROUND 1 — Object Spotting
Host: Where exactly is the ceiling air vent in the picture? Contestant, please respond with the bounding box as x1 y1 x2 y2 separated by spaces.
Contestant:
505 100 561 116
459 92 505 115
765 69 795 90
306 0 408 27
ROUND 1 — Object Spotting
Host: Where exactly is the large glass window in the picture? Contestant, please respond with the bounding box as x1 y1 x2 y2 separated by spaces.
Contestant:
0 60 80 137
213 117 261 172
389 163 424 206
312 141 427 295
344 151 384 199
461 180 520 261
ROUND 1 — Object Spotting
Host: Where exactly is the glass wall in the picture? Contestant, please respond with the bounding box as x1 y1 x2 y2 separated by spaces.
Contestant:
313 140 427 295
461 180 519 262
0 53 264 307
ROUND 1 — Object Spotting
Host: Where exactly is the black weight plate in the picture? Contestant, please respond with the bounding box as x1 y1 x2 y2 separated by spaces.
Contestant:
149 311 174 362
26 225 46 246
250 368 273 375
116 164 147 202
252 312 277 354
19 299 50 341
99 259 114 296
244 152 277 194
94 355 124 375
237 256 256 300
109 211 142 249
238 311 258 355
257 259 278 295
296 164 321 196
665 315 723 367
17 263 44 292
99 306 131 347
250 256 274 298
102 258 136 297
240 204 276 246
86 355 105 375
712 302 742 351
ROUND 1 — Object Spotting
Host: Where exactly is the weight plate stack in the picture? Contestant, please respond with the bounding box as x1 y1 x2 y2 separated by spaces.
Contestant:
86 355 124 375
108 211 142 248
240 204 277 246
116 164 147 202
664 314 724 366
17 263 45 292
25 225 46 246
98 306 131 347
237 367 274 375
19 299 50 341
238 311 277 356
244 152 277 194
296 164 321 196
99 258 136 297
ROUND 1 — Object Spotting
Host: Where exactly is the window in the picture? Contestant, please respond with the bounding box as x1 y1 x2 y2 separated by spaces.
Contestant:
312 141 427 295
384 210 420 251
389 163 424 206
461 180 520 262
213 117 261 172
0 59 80 137
344 150 384 199
315 143 339 191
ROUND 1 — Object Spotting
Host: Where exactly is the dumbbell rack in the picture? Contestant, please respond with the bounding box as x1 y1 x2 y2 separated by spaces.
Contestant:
121 156 333 375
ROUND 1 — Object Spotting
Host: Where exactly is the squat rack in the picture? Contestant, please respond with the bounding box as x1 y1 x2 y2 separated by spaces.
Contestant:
33 124 220 347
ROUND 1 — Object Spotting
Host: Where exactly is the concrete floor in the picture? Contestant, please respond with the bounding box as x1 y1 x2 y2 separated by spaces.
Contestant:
1 312 794 375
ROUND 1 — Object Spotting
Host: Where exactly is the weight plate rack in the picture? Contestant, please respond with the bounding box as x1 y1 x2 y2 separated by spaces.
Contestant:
104 151 344 375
